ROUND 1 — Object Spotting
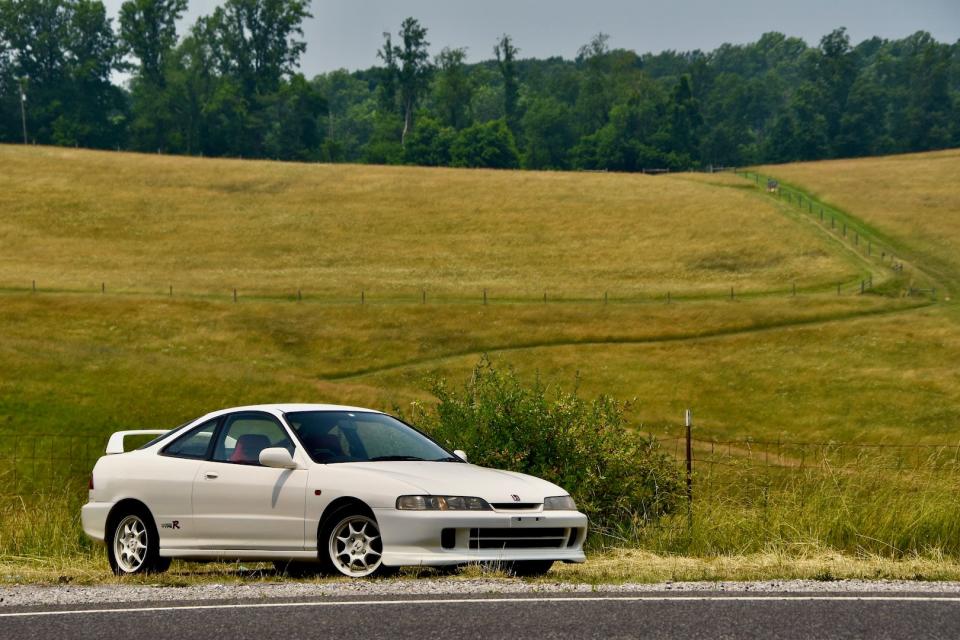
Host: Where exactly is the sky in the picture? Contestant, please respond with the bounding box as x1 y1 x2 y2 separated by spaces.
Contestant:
101 0 960 78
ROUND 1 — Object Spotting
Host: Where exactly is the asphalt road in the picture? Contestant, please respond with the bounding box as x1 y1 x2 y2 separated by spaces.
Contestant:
2 592 959 639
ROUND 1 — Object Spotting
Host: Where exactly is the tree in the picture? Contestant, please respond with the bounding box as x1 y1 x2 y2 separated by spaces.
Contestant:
432 46 472 129
403 116 454 166
450 118 519 168
668 74 702 160
493 34 519 134
375 31 398 113
119 0 187 151
379 17 431 146
202 0 311 97
807 27 857 155
521 96 574 169
119 0 185 83
0 0 122 147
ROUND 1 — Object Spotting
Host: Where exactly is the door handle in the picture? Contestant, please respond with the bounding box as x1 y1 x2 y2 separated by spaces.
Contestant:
204 472 219 480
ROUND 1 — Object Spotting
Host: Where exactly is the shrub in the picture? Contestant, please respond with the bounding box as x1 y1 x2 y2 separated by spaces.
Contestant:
449 119 520 169
407 358 684 537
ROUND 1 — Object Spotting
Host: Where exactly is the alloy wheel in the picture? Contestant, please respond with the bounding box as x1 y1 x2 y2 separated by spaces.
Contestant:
328 515 384 577
113 514 148 573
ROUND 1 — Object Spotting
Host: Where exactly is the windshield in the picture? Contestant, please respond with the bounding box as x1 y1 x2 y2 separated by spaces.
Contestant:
284 411 458 464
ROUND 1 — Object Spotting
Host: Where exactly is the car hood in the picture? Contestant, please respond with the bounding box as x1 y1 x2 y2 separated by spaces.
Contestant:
341 461 568 504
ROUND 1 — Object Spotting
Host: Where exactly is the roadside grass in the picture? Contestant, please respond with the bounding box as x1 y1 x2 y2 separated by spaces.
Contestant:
3 486 960 586
0 145 858 298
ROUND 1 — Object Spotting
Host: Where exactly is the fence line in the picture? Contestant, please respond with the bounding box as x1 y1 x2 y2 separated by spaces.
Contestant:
734 169 908 279
0 271 904 308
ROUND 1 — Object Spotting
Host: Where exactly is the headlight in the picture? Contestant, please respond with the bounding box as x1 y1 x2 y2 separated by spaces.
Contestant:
543 495 577 511
396 495 492 511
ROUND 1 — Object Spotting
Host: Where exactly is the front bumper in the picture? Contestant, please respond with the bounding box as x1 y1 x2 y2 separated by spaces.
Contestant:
374 508 588 567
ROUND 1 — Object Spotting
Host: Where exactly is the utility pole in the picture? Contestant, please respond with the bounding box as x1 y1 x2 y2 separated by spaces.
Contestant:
19 78 28 144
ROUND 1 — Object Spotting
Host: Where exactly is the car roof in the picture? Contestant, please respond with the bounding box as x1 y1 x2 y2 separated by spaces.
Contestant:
210 403 385 417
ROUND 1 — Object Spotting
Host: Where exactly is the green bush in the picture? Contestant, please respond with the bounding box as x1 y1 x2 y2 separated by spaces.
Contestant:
407 358 684 537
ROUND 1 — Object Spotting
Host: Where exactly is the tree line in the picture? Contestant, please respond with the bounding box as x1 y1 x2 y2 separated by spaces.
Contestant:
1 0 957 170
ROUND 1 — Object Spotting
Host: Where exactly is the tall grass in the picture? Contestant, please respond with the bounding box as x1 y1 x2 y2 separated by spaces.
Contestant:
633 465 960 558
0 489 94 561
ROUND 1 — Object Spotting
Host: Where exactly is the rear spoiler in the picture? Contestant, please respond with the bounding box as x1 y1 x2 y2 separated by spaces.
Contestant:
105 430 170 455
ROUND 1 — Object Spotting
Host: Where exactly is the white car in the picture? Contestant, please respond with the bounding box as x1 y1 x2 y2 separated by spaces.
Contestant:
82 404 588 577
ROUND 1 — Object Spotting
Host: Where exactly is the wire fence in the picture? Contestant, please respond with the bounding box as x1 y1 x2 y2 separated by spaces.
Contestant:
0 272 898 308
5 429 960 499
0 434 110 497
660 434 960 474
733 169 917 285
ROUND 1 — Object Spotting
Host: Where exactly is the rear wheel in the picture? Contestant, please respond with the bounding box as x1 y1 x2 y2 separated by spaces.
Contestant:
106 508 169 576
321 507 394 578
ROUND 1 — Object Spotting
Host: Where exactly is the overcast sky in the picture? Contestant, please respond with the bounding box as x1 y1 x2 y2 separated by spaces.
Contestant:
101 0 960 77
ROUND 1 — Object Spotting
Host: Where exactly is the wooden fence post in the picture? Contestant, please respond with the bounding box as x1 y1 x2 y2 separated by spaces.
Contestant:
685 409 693 506
483 289 487 305
233 288 237 303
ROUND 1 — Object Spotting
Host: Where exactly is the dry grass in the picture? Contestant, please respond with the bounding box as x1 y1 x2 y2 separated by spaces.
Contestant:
4 551 960 586
758 149 960 294
0 145 857 297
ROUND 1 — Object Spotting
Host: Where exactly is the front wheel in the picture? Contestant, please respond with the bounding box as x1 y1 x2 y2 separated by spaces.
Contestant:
107 509 170 576
322 508 394 578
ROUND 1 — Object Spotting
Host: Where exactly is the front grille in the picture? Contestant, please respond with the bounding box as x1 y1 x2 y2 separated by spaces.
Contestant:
490 503 540 510
469 527 567 550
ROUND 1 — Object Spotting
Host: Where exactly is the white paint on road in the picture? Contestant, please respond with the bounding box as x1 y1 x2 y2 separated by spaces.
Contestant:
3 594 960 618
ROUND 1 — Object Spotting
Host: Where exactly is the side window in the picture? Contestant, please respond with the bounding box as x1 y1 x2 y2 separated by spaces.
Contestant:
162 419 219 459
213 414 293 465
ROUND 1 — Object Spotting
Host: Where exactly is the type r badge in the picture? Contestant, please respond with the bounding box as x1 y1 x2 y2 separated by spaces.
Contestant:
161 520 181 530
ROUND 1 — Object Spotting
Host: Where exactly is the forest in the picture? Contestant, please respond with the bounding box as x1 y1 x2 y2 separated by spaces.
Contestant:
1 0 957 170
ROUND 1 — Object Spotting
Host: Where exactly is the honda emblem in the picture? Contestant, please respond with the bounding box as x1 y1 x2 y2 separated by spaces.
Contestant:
511 494 521 502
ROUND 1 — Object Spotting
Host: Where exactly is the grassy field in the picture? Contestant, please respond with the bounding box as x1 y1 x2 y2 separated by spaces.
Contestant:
1 144 959 582
0 145 859 298
758 149 960 295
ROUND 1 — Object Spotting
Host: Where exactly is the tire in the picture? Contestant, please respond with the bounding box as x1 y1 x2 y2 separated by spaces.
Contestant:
319 505 395 578
505 560 555 577
106 506 169 576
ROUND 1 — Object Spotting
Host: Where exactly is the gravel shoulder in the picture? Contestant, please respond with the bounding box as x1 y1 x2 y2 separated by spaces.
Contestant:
4 578 960 608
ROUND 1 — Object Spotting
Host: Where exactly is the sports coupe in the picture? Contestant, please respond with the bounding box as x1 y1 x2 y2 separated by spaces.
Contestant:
82 404 588 577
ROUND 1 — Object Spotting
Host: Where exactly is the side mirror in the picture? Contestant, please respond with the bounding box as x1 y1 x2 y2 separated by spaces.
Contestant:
454 449 468 462
260 447 298 469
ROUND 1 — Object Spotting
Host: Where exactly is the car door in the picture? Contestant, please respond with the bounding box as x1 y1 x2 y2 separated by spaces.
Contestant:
192 411 307 550
148 418 220 549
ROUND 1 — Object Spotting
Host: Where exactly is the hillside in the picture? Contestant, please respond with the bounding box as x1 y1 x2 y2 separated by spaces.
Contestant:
0 145 952 449
0 145 856 298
